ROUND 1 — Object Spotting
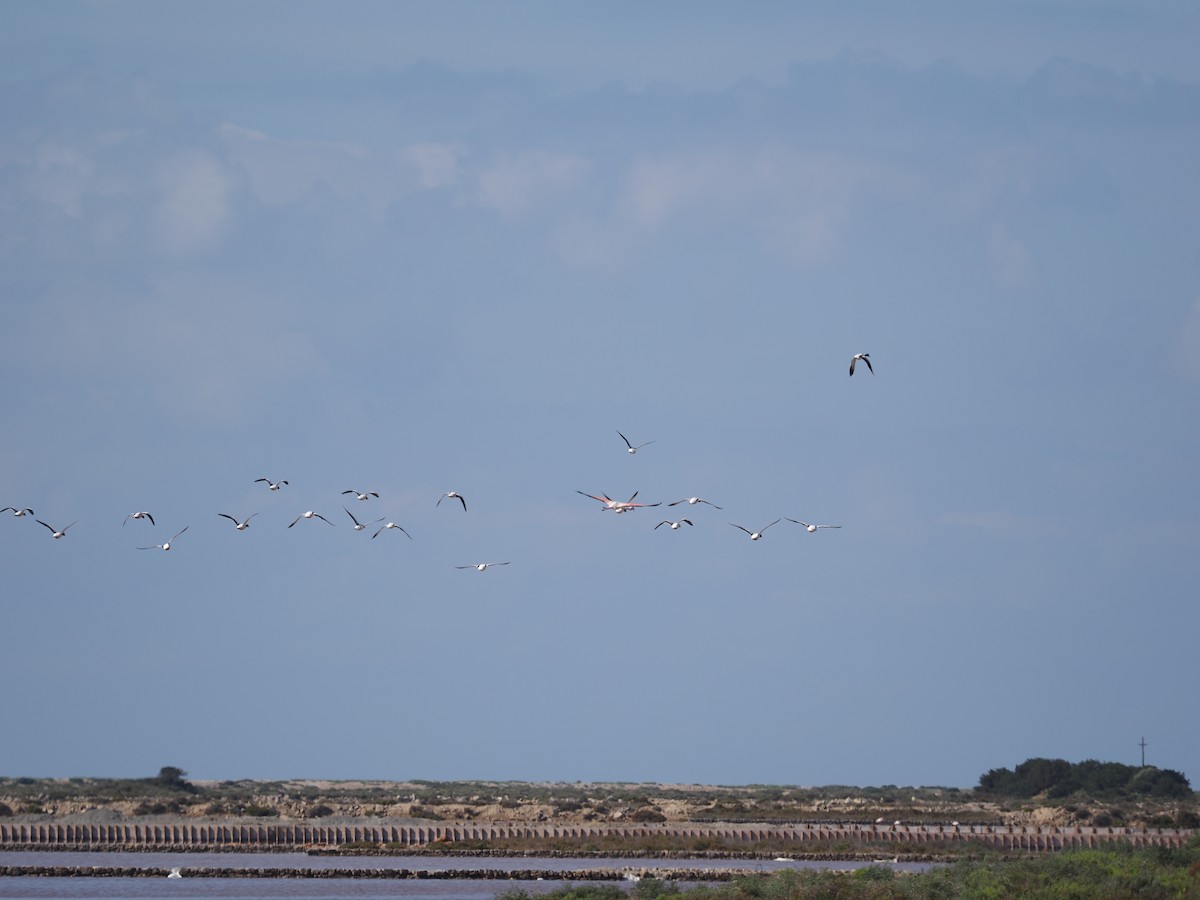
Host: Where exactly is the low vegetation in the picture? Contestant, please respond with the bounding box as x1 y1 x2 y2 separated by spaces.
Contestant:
497 837 1200 899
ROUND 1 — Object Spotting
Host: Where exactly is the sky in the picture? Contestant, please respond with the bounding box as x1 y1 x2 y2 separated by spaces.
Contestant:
2 1 1198 791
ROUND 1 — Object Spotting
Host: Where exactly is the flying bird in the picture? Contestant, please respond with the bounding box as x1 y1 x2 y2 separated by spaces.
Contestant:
122 511 155 527
138 526 189 551
288 511 333 527
456 561 510 571
436 491 467 511
342 489 379 501
849 352 873 376
786 518 842 533
36 520 76 539
655 519 694 530
618 430 655 454
2 506 34 517
218 513 258 531
344 507 384 532
372 522 412 539
577 490 660 513
577 490 624 511
255 478 288 491
668 497 722 509
730 520 781 541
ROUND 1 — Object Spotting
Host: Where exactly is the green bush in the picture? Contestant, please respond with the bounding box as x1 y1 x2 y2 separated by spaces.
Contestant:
978 758 1192 800
630 807 667 823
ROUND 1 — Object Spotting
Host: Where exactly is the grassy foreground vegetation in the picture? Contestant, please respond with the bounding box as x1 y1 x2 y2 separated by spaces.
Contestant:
498 838 1200 899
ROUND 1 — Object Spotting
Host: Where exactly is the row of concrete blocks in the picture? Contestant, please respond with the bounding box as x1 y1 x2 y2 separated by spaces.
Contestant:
0 822 1192 851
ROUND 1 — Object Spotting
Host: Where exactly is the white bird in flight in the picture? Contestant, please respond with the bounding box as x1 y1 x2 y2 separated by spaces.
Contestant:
218 513 258 531
2 506 34 517
668 497 722 509
786 518 842 533
255 478 288 491
372 522 412 539
437 491 467 511
123 511 155 527
36 520 76 539
577 490 623 512
577 490 661 513
849 352 873 376
730 520 781 541
138 526 189 551
288 511 333 527
342 489 379 501
456 561 510 571
618 430 655 454
655 519 693 530
344 507 384 532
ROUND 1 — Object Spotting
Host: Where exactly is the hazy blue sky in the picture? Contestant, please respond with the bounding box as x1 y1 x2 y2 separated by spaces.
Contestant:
2 1 1198 790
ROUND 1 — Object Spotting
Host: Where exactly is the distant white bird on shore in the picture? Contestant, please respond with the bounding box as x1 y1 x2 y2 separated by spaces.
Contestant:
167 867 183 879
342 489 379 501
255 478 288 491
850 352 873 376
655 519 693 530
668 497 722 509
618 430 655 454
288 511 333 528
123 511 155 527
730 520 780 541
785 518 842 533
218 513 257 531
138 526 188 551
456 561 509 571
36 520 76 539
344 507 384 532
2 506 34 517
437 491 467 511
372 522 412 539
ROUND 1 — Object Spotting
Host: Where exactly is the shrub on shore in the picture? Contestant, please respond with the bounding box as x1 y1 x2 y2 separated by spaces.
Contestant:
494 837 1200 900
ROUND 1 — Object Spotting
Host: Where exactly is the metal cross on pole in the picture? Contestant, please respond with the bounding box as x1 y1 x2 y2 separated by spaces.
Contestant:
1139 736 1148 767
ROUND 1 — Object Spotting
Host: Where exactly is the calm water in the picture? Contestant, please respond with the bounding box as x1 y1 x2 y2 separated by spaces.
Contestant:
0 851 934 899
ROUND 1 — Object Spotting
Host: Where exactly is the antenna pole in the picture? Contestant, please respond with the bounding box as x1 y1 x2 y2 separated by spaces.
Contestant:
1139 736 1148 767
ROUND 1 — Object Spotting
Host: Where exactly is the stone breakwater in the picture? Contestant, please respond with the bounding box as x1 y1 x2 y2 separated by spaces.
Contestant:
0 821 1192 853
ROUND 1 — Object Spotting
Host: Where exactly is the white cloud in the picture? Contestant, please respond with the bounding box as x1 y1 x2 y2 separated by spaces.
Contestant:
26 143 96 219
153 151 231 254
401 143 464 189
219 123 417 214
475 150 590 219
614 146 893 267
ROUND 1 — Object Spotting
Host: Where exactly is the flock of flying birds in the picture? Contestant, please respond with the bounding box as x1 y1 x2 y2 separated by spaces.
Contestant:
3 353 873 569
0 483 506 571
575 354 872 538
